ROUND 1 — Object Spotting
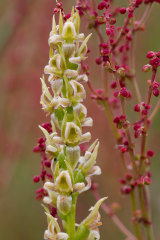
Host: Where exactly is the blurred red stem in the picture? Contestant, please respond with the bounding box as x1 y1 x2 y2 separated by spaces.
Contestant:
92 189 137 240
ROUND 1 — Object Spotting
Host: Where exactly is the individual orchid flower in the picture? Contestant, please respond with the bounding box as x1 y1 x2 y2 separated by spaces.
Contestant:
69 80 86 101
81 198 107 230
44 213 69 240
79 139 101 177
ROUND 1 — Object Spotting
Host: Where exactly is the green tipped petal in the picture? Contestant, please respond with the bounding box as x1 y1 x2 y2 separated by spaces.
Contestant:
83 197 107 227
77 33 92 56
59 10 63 35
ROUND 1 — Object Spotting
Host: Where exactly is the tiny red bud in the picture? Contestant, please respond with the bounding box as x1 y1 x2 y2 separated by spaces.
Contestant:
120 179 126 184
136 0 143 3
98 1 107 10
51 207 57 217
121 186 132 194
120 88 128 97
95 57 102 65
53 8 58 13
113 90 120 97
153 88 159 97
142 109 149 115
120 147 127 153
150 57 160 67
147 150 155 157
44 160 51 168
125 173 132 181
113 116 120 124
134 104 141 112
36 194 43 200
110 81 117 89
65 13 71 19
146 51 155 59
33 175 40 183
119 8 126 14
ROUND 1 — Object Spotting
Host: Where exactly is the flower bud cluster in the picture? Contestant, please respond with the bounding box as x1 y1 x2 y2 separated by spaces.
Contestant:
34 9 106 240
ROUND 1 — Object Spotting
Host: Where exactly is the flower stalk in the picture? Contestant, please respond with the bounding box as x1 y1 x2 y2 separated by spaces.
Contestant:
34 7 106 240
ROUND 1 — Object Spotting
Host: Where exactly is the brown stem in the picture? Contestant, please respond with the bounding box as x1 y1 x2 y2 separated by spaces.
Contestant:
112 17 130 51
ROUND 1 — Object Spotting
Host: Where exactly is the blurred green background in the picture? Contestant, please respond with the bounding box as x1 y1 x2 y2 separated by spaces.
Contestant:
0 0 160 239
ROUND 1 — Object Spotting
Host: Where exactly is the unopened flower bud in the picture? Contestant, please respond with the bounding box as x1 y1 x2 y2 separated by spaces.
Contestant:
66 146 80 169
57 195 72 215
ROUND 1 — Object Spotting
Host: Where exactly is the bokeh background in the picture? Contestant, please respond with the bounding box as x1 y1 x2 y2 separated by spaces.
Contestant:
0 0 160 239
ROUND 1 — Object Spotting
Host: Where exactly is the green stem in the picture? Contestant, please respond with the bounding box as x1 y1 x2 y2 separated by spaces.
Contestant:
66 193 78 240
